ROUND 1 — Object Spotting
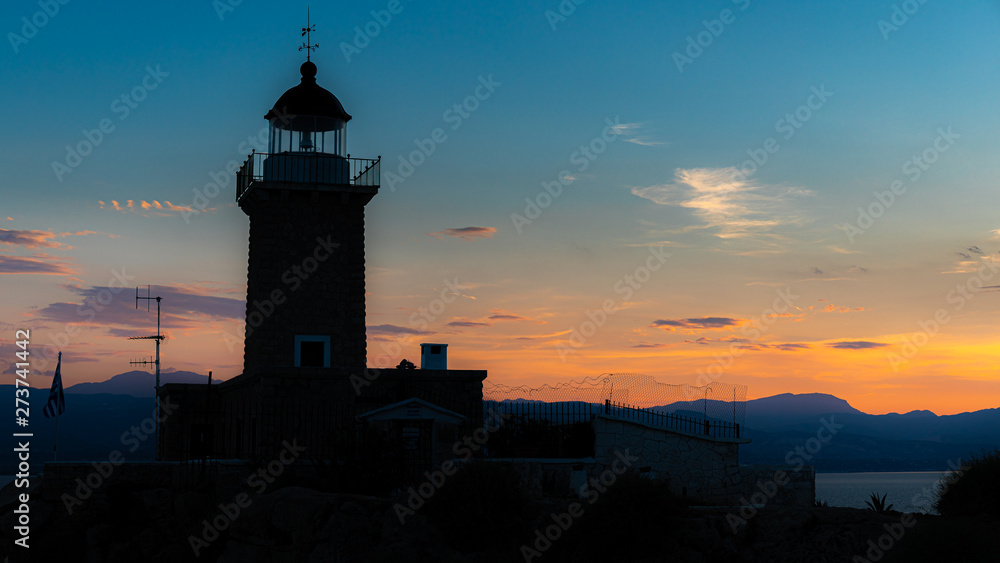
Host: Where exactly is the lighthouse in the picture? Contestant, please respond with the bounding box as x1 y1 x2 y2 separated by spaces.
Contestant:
159 21 484 470
235 54 380 380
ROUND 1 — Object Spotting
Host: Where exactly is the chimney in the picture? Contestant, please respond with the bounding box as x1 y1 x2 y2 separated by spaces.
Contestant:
420 343 448 370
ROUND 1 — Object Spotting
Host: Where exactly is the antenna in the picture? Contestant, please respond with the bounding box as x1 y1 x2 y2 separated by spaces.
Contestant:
128 285 166 459
299 7 318 60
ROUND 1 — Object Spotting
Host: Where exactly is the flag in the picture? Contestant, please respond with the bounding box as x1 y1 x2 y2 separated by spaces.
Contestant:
43 352 65 418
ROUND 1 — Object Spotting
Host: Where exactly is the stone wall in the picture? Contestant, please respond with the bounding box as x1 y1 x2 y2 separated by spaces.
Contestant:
591 415 813 506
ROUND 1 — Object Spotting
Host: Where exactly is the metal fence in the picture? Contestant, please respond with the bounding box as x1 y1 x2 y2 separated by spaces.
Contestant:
481 373 747 456
603 400 741 439
483 373 746 428
236 151 380 200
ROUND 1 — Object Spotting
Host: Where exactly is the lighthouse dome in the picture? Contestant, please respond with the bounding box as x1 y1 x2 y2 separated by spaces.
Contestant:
265 61 352 130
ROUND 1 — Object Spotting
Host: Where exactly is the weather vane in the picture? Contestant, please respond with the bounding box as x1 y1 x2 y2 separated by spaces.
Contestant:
299 7 318 61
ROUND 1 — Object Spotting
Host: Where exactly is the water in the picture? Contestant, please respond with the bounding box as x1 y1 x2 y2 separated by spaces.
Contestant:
815 472 950 514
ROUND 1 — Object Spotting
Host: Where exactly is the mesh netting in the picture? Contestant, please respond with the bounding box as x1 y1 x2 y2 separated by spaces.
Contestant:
483 372 746 427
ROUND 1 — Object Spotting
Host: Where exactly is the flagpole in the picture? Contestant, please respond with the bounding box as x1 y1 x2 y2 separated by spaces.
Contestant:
46 350 64 462
52 352 62 461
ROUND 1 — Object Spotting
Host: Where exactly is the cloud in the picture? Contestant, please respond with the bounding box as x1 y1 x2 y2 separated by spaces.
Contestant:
631 342 670 348
100 199 200 217
829 245 861 254
608 121 664 146
652 317 746 332
367 324 431 336
823 304 864 313
447 320 492 328
488 313 523 321
827 341 888 350
683 336 745 344
487 309 541 323
769 343 810 351
445 309 541 329
849 265 869 273
943 254 999 274
426 226 497 242
33 283 245 332
0 229 62 248
630 167 813 239
0 253 76 275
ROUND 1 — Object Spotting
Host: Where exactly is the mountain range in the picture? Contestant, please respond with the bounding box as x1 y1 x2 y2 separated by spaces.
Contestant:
4 372 997 474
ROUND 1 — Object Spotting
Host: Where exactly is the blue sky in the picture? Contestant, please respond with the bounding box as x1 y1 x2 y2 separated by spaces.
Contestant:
3 0 1000 414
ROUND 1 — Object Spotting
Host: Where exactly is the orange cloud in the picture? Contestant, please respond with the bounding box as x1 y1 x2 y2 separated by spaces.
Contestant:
823 304 865 313
100 200 199 217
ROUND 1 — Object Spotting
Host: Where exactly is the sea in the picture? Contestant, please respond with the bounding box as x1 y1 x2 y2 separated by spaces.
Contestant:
2 471 955 513
815 471 951 514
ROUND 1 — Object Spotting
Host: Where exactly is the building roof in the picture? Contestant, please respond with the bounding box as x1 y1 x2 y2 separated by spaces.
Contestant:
358 397 467 424
264 61 351 130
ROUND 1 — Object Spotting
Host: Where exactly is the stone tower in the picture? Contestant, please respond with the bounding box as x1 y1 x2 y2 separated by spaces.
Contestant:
235 59 380 380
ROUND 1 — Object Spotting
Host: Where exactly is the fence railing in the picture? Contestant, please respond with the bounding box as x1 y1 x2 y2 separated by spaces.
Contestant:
604 400 741 439
481 398 742 458
236 152 380 201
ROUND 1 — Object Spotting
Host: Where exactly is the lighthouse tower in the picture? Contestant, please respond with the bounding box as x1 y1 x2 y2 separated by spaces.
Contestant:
235 55 380 380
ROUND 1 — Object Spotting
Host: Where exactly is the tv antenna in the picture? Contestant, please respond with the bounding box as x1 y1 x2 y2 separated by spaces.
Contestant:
299 7 318 60
128 285 166 458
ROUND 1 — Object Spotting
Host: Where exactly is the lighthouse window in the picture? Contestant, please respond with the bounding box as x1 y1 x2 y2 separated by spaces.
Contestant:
294 335 330 368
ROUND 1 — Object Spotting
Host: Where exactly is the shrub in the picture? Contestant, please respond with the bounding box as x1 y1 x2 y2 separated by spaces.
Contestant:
545 474 688 562
934 448 1000 517
865 492 893 513
421 461 532 554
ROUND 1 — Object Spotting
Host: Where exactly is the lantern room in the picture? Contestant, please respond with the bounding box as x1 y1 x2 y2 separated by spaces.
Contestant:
264 60 350 157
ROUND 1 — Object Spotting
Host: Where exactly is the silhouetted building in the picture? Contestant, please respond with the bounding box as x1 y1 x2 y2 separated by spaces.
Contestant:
159 57 486 488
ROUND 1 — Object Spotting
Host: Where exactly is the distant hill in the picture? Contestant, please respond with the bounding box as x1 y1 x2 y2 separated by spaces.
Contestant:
66 370 219 398
3 383 996 474
734 393 1000 471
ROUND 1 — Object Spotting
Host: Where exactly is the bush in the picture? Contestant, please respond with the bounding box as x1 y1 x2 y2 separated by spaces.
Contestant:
934 448 1000 517
545 474 688 562
421 461 532 555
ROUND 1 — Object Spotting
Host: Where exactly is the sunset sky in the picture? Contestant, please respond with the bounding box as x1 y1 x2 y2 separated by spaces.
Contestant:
3 1 1000 415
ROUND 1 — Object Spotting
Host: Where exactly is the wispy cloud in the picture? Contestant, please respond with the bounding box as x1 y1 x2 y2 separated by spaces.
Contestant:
651 317 747 332
0 229 115 250
34 283 244 329
829 245 861 254
943 248 998 274
0 253 76 275
769 342 810 351
446 309 543 329
631 167 812 239
0 229 62 248
823 304 865 313
99 199 200 217
827 341 888 350
426 227 497 241
447 320 492 328
367 324 431 336
609 121 665 146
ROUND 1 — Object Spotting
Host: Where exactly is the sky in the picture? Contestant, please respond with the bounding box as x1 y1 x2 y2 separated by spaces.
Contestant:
2 0 1000 416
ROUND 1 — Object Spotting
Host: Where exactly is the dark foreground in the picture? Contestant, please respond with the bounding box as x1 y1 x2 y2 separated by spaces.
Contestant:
1 474 998 562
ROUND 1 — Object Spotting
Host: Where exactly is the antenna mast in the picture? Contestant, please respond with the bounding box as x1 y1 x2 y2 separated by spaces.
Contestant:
128 285 166 459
